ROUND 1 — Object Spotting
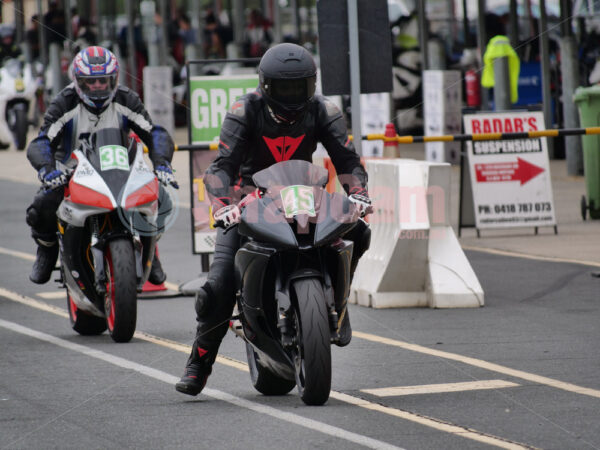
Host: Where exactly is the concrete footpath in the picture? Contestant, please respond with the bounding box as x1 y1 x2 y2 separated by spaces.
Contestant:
2 128 599 267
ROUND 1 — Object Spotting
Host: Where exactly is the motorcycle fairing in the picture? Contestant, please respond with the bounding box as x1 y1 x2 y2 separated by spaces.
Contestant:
235 242 295 379
120 144 159 217
58 150 115 226
238 198 298 248
314 192 359 246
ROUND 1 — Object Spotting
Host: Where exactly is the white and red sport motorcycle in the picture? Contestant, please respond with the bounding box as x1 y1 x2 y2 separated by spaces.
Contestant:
56 128 162 342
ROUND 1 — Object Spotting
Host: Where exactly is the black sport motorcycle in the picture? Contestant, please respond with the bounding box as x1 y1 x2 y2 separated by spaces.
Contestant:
230 159 363 405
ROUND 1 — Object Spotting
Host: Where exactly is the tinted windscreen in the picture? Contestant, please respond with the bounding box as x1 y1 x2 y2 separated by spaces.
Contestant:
252 160 329 190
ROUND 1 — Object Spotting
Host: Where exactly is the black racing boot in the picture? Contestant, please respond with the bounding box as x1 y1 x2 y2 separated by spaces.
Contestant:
175 343 214 396
29 241 59 284
334 306 352 347
148 251 166 285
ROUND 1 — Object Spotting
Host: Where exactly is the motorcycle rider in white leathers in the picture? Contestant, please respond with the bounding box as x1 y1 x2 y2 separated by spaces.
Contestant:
26 46 176 284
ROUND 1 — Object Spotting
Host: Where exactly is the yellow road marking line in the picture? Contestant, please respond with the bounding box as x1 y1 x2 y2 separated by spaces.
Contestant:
163 281 180 292
461 245 600 268
1 287 69 318
362 380 520 397
330 391 530 450
354 331 600 399
0 287 532 449
0 246 36 261
37 291 66 299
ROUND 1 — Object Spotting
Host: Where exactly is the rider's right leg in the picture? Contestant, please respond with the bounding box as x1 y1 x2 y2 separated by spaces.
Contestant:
26 188 63 284
175 227 240 396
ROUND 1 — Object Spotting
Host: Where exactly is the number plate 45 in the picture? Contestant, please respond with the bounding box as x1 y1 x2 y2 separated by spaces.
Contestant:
280 185 316 218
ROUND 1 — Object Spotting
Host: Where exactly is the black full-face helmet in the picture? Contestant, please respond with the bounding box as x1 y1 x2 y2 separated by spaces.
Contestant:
258 43 317 123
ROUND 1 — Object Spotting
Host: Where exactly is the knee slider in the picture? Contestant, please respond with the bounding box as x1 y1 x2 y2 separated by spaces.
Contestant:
194 285 212 318
26 206 39 228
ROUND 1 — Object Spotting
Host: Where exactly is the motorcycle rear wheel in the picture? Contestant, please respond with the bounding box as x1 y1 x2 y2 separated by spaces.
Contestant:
67 292 107 335
291 277 332 406
245 342 296 396
104 238 137 343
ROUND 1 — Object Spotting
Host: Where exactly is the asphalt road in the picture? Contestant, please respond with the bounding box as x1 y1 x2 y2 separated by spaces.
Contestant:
1 177 599 450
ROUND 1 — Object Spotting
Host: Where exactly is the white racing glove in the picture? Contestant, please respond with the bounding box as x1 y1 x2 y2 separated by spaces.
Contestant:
213 204 241 228
39 168 69 191
348 193 373 218
155 165 179 189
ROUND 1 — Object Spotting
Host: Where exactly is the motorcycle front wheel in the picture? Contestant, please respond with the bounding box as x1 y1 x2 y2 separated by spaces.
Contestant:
104 238 137 343
245 342 296 396
8 106 28 150
67 291 107 335
291 277 332 406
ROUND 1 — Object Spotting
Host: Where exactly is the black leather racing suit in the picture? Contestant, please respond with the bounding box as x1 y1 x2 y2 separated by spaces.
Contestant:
26 84 175 245
189 91 371 365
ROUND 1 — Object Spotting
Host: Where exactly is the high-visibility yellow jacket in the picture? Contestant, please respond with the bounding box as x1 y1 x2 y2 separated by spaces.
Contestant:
481 35 520 103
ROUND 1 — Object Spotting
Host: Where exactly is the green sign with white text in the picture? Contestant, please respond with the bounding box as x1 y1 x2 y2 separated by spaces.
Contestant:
189 75 258 144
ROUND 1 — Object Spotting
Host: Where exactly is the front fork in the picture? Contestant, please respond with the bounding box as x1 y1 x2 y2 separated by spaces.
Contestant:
276 270 339 349
90 217 107 295
89 216 145 295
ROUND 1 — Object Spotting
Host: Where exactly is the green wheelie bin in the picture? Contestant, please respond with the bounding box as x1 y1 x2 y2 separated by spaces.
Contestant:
574 85 600 219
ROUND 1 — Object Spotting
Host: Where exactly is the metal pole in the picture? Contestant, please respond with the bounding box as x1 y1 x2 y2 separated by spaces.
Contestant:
559 0 582 175
347 0 363 156
14 0 25 44
508 0 519 50
37 0 47 65
273 0 282 43
232 0 245 47
539 0 554 158
462 0 470 47
476 0 488 109
125 0 138 93
159 0 169 66
418 0 428 71
50 42 64 97
64 0 73 43
493 57 511 110
560 35 583 175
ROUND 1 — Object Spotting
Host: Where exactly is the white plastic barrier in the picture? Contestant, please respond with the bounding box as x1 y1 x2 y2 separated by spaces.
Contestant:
351 159 484 308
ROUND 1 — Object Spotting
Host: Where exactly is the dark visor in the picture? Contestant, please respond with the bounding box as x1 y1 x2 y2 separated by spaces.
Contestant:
269 76 316 105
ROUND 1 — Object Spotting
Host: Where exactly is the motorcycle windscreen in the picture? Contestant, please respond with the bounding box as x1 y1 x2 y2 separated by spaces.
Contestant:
252 160 329 191
238 197 298 248
84 128 136 201
314 192 359 246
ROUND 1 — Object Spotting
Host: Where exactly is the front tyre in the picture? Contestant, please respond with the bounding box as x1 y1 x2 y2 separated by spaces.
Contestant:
104 238 137 343
245 342 296 396
14 107 28 150
67 291 107 335
291 277 332 406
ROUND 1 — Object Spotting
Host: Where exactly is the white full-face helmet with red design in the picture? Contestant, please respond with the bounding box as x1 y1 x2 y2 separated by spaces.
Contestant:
71 46 119 112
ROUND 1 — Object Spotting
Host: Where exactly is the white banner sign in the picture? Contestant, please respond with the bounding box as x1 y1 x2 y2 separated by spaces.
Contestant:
143 66 174 135
463 111 556 229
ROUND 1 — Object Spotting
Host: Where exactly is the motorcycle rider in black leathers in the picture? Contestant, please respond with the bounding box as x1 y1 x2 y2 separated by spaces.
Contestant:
175 43 372 396
26 46 177 284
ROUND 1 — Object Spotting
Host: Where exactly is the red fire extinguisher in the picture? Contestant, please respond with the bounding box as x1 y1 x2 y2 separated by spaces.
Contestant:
465 69 481 108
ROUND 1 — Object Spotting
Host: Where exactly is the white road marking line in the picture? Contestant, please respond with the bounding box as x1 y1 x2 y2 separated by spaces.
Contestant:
362 380 520 397
37 291 66 300
0 318 402 450
354 331 600 399
461 245 600 268
0 288 532 449
0 246 36 261
3 284 599 402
